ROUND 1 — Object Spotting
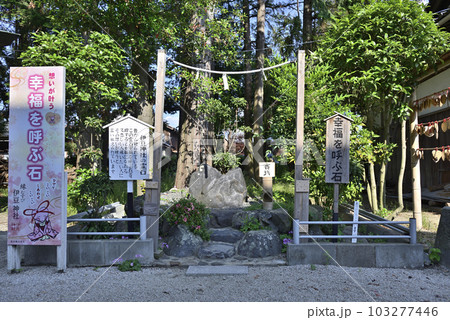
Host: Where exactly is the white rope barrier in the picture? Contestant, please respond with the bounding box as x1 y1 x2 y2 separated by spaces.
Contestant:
169 58 295 75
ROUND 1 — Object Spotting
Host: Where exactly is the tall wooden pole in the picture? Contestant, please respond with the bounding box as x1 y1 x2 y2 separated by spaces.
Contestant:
144 49 166 250
410 90 422 230
294 50 309 240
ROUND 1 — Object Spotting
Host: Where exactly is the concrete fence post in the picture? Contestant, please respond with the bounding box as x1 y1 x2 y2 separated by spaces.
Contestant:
409 218 416 244
293 219 300 244
140 216 147 240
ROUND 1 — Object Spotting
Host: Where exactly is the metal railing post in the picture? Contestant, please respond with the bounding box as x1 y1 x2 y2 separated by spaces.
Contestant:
140 216 147 240
409 218 416 244
293 219 300 244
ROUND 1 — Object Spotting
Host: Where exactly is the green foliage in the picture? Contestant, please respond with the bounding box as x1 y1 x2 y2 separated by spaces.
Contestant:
67 169 113 213
240 216 265 233
376 208 391 219
161 156 178 193
165 198 210 240
212 152 241 174
429 248 441 264
118 259 142 272
20 30 138 168
315 0 449 119
267 58 366 208
0 187 7 213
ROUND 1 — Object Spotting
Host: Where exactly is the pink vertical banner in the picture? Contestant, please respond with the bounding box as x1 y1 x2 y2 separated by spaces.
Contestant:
8 67 66 246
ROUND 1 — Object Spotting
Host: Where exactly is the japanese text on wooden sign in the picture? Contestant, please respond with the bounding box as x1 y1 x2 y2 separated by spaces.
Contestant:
259 162 275 178
325 114 351 184
8 67 66 246
106 116 150 180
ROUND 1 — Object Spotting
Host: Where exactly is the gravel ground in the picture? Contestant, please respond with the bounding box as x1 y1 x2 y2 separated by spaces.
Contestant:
1 230 449 302
1 192 449 303
0 263 449 302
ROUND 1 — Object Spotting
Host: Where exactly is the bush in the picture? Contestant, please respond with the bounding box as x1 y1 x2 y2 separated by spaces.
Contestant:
67 168 113 213
212 152 241 174
165 198 210 240
429 248 441 264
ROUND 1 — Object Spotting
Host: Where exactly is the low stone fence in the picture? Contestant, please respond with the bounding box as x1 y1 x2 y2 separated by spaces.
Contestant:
287 243 424 268
22 239 154 267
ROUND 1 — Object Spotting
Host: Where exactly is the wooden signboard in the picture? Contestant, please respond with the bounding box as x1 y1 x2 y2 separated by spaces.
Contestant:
259 162 275 178
103 115 153 181
325 113 352 184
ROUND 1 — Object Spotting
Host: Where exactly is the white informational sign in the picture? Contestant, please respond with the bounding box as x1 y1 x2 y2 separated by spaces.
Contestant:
325 113 352 184
259 162 275 178
104 115 152 180
8 66 66 246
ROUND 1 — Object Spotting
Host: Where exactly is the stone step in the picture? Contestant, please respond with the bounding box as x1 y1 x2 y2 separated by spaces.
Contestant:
209 227 244 244
198 242 236 259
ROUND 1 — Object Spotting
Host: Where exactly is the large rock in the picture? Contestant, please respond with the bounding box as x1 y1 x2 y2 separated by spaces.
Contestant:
198 242 235 259
209 208 238 228
237 230 282 258
309 205 324 221
189 165 247 208
435 206 450 268
210 228 244 243
163 225 203 257
269 208 292 233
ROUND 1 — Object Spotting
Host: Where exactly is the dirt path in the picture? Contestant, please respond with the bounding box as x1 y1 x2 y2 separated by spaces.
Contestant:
392 206 441 249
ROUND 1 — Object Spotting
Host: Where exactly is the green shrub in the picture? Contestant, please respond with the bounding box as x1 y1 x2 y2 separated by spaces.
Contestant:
212 152 241 174
165 198 210 240
429 248 441 264
67 168 113 213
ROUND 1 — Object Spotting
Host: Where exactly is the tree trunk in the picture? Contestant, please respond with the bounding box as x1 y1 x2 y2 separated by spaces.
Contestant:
243 0 255 178
410 90 423 230
392 117 406 216
378 103 392 209
253 0 266 179
174 7 213 188
174 85 197 189
363 166 373 209
303 0 313 52
131 62 155 195
367 109 378 212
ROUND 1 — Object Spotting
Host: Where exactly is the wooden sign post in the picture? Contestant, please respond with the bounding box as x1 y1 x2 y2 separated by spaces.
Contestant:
103 114 153 232
293 50 310 244
259 162 275 210
143 49 166 251
325 112 352 241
